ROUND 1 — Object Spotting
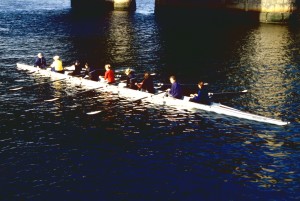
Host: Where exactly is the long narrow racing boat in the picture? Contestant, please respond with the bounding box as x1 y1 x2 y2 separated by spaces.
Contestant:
16 63 290 126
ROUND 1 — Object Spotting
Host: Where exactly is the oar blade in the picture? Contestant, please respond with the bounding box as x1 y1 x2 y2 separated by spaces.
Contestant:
9 87 24 91
44 98 59 102
86 110 102 115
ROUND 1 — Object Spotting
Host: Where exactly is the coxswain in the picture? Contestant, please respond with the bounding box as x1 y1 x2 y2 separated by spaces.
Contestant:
50 55 64 74
167 75 182 99
102 64 115 84
34 53 47 69
125 68 138 89
189 81 210 105
136 72 155 94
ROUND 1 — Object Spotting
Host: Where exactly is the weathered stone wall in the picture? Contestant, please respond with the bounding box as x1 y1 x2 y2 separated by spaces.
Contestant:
71 0 298 23
155 0 297 22
114 0 136 11
225 0 297 22
154 0 296 11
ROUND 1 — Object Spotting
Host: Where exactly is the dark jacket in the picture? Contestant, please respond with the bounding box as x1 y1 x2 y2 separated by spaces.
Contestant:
34 57 47 68
169 82 182 99
85 66 99 81
140 76 155 94
73 63 82 75
126 72 138 89
190 86 210 105
68 63 82 76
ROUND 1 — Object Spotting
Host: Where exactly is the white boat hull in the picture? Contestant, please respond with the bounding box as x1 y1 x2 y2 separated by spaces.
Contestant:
16 63 289 126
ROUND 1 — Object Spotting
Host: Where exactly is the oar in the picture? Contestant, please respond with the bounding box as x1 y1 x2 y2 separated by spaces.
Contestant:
115 73 156 78
86 90 163 115
157 82 208 87
209 90 248 96
44 86 104 102
86 95 149 115
8 78 67 91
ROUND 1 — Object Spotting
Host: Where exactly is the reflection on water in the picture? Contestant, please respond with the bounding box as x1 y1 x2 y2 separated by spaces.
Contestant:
214 24 297 122
243 25 293 113
107 11 136 65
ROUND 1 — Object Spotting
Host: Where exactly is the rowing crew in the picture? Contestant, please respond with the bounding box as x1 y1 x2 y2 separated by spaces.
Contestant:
124 69 210 105
34 53 210 105
34 53 65 73
34 53 115 83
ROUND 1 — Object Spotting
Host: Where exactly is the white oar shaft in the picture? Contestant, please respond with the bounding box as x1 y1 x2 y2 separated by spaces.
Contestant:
210 90 248 96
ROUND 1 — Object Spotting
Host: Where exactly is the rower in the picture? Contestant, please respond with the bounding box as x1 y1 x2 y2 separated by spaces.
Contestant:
83 62 99 81
68 60 82 76
189 81 210 105
34 53 47 69
100 64 115 84
166 75 182 99
50 55 64 74
125 68 138 90
136 72 155 94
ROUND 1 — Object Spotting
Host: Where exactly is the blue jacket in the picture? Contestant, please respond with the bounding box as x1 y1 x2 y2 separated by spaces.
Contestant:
191 87 210 104
127 72 137 89
85 66 99 81
169 82 182 99
34 57 47 68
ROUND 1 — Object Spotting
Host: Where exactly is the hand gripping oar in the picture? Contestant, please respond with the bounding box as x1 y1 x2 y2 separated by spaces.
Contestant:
44 86 104 102
86 90 163 115
8 78 67 91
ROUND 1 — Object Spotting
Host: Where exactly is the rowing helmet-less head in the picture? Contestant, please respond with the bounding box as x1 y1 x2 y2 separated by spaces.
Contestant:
169 75 176 84
37 53 43 58
105 64 111 70
144 72 151 79
53 55 60 60
125 68 132 75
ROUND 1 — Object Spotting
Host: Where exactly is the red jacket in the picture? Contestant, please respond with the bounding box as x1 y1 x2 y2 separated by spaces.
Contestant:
104 69 115 83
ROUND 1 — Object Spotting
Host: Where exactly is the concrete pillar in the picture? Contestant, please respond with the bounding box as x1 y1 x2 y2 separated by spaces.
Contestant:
114 0 136 11
259 0 296 22
155 0 298 23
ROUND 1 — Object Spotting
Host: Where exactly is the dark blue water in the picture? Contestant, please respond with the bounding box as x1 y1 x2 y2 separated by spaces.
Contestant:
1 0 300 200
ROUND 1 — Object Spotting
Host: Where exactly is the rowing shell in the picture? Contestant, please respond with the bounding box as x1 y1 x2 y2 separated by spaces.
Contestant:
16 63 290 126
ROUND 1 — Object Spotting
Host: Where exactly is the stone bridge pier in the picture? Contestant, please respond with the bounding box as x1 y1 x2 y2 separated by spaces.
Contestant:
71 0 299 23
155 0 299 23
71 0 136 11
